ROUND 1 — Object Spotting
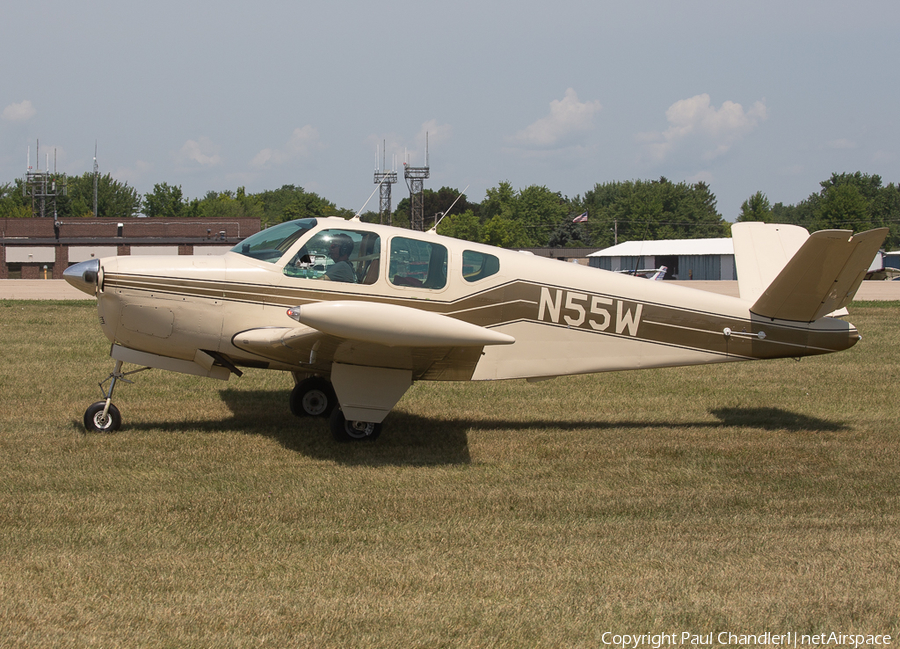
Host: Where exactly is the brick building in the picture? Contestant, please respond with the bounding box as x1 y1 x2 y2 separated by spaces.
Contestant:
0 217 261 279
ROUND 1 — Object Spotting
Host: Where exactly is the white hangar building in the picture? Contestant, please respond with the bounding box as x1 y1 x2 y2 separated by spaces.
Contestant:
587 237 735 281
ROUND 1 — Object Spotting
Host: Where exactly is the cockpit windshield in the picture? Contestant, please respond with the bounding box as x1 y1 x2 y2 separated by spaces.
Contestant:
230 219 317 263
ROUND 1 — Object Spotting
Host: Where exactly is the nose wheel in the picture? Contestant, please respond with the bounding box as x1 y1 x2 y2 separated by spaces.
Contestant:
82 359 149 433
84 401 122 432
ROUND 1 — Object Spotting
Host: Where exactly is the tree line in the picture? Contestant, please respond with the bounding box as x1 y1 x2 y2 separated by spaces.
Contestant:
737 172 900 249
2 170 897 250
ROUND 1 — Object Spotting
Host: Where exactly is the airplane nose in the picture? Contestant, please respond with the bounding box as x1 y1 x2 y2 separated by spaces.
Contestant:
64 259 100 296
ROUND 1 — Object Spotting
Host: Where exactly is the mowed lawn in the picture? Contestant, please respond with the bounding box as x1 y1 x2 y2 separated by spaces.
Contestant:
1 300 898 648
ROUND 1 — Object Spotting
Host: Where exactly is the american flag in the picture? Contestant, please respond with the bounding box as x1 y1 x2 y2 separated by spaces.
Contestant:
572 211 588 223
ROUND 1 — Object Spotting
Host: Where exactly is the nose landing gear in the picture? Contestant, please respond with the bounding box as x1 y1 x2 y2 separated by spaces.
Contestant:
82 359 150 433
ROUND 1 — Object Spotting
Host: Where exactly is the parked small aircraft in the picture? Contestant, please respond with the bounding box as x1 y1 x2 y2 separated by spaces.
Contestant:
65 218 886 441
616 265 668 280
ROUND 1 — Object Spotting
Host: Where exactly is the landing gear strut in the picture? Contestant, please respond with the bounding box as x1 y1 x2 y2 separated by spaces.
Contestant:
82 359 149 433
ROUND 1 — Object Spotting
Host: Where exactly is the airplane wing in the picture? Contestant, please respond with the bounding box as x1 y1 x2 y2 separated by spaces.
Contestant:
232 321 489 381
233 301 515 422
232 300 515 380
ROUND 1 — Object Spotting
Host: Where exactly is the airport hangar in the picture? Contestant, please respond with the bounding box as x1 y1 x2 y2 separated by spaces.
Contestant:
0 217 261 279
587 237 736 281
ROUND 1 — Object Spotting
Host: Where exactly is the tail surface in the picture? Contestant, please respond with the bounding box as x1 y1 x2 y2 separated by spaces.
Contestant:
732 222 809 302
733 222 888 322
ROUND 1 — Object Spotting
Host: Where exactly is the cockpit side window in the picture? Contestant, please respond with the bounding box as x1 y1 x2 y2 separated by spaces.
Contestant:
283 228 381 285
231 219 317 263
462 250 500 282
389 237 448 290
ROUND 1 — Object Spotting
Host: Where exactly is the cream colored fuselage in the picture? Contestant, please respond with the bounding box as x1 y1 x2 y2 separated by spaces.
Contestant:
91 219 858 385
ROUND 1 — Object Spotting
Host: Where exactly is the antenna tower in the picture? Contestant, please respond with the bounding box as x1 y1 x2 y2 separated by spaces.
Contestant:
24 139 67 218
404 132 430 231
373 141 398 225
93 143 99 218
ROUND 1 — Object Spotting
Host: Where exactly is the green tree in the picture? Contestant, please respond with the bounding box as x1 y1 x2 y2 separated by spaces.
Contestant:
254 185 340 226
195 188 264 220
480 181 516 220
817 182 870 231
479 182 571 247
0 181 30 218
582 178 726 248
737 172 899 249
143 183 186 218
547 217 590 248
436 209 481 242
737 191 773 222
425 187 475 225
481 213 530 248
59 172 140 219
515 185 570 246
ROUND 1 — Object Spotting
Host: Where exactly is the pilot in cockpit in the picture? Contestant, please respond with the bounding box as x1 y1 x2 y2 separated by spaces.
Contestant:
285 232 359 283
321 233 357 283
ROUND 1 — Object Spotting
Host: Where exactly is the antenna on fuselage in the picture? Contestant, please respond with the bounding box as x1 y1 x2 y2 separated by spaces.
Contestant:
352 173 391 221
429 185 469 234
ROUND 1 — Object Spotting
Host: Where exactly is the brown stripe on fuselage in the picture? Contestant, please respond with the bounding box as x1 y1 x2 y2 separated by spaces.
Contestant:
102 273 853 361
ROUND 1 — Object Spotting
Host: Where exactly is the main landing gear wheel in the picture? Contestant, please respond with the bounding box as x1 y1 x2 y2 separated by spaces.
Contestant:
329 407 382 443
290 377 337 417
84 401 122 433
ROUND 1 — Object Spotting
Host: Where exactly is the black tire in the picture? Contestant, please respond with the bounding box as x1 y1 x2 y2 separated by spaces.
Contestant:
329 407 382 442
290 377 337 418
83 401 122 433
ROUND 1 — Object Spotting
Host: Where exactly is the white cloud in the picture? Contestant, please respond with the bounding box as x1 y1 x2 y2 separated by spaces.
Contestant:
251 125 322 167
2 100 36 122
687 170 714 186
178 137 222 167
368 121 451 169
112 160 153 188
416 119 451 150
511 88 602 148
640 94 767 163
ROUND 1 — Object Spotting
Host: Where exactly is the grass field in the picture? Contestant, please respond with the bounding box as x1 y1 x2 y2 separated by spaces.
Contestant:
1 300 898 648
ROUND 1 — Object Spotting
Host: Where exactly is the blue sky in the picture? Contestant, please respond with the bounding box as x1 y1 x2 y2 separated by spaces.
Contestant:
2 0 898 221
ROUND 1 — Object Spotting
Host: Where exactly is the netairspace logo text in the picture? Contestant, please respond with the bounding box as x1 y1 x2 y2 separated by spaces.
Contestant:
600 631 892 648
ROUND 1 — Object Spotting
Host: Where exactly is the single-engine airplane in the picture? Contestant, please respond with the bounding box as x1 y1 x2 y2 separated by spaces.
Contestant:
65 218 886 441
617 265 668 280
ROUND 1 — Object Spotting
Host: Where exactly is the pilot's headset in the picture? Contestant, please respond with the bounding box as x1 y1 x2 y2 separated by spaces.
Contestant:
334 235 354 258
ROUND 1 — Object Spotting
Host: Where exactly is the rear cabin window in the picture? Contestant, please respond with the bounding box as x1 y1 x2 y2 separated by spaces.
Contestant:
283 229 381 285
462 250 500 282
389 237 448 290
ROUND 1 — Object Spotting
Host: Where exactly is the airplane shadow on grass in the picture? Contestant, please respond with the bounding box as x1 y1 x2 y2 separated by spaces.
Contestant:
104 391 849 467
